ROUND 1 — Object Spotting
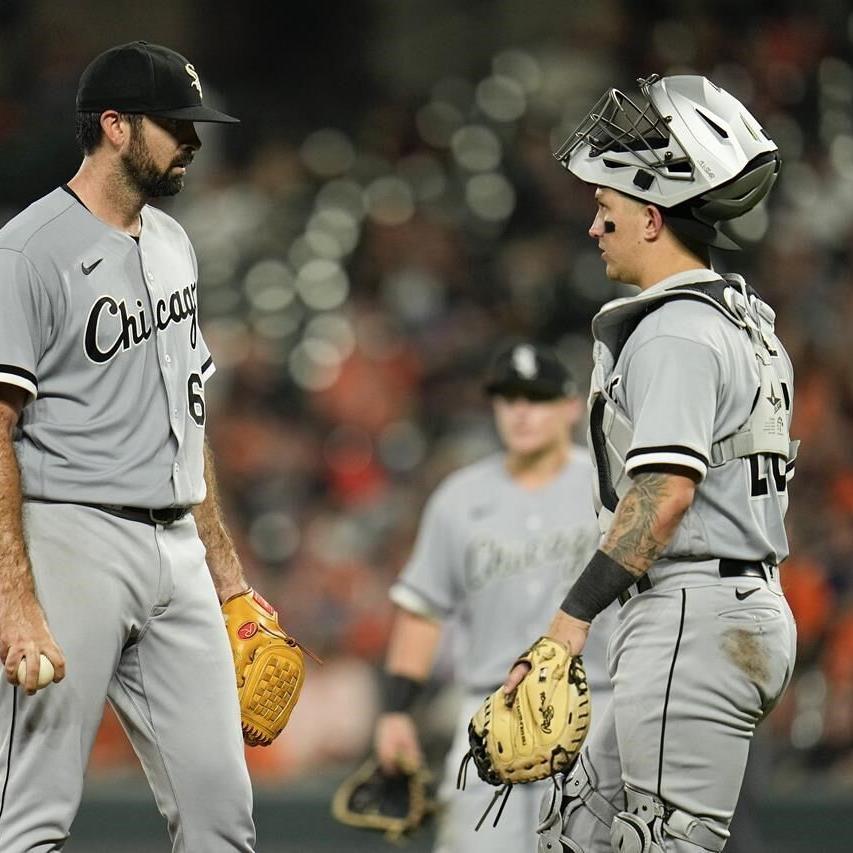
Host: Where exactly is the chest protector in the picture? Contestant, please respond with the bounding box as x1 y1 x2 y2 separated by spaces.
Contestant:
589 274 799 533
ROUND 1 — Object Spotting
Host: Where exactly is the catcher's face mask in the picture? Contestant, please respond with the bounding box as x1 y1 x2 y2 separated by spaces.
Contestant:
554 74 780 245
557 77 694 187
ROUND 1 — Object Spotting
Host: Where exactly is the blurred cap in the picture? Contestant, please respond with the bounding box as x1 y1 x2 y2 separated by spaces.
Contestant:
77 41 239 124
484 342 576 400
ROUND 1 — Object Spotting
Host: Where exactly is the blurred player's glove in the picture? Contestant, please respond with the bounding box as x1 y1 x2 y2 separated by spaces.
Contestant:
221 588 306 746
458 637 590 828
331 757 435 842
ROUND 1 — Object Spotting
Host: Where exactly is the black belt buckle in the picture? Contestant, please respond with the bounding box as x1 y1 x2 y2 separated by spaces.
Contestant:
148 506 189 526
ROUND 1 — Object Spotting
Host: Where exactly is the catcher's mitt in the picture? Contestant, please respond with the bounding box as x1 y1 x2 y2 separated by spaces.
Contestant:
458 636 590 828
331 757 435 843
221 588 305 746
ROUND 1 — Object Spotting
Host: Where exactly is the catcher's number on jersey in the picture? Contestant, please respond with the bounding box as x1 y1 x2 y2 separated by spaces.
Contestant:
748 454 787 497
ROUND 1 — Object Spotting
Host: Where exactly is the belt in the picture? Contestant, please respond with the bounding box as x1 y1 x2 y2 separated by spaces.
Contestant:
26 499 192 527
617 559 773 606
95 504 191 526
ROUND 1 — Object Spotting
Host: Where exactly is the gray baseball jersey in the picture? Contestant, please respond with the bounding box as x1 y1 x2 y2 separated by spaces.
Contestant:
390 449 616 853
390 449 612 693
0 187 254 851
538 270 798 853
601 268 794 566
0 186 213 507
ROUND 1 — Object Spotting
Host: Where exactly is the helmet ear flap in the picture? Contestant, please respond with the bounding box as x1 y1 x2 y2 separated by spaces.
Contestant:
659 150 780 251
692 151 780 223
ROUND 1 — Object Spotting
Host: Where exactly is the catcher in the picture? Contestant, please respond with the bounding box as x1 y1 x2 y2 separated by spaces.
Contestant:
505 74 797 853
360 342 616 853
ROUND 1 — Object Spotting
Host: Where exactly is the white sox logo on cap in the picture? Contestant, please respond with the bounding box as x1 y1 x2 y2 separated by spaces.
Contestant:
512 345 538 379
77 42 238 123
185 63 203 98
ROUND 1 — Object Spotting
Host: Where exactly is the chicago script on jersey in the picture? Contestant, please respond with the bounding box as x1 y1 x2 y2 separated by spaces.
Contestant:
84 282 198 363
463 525 599 593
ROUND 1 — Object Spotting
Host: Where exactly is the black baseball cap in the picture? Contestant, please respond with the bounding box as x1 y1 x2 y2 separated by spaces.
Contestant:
484 342 576 400
76 41 239 124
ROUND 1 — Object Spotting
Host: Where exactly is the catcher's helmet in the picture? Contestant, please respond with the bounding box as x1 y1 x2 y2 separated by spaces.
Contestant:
554 75 780 247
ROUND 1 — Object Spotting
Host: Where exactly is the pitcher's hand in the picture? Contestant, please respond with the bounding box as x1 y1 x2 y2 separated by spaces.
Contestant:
1 595 65 695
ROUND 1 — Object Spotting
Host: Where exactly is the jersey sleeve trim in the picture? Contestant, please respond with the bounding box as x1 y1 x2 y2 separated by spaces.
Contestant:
0 364 37 399
200 355 215 381
388 582 448 621
625 444 708 478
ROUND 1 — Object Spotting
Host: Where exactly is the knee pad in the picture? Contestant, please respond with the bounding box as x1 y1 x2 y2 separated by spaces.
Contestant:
611 785 724 853
539 833 584 853
537 790 584 853
537 773 571 852
610 786 667 853
537 753 620 853
610 811 663 853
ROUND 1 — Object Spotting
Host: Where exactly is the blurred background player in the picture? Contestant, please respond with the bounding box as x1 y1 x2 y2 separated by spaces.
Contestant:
374 340 618 853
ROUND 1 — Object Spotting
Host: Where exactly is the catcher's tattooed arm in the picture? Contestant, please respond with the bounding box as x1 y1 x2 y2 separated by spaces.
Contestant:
505 468 696 694
548 468 697 647
602 468 698 576
0 385 65 691
193 440 249 603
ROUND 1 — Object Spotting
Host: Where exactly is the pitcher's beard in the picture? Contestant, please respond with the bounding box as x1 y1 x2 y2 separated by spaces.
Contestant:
121 127 186 198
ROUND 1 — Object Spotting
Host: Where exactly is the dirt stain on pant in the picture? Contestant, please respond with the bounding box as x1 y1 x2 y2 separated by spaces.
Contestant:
722 628 770 684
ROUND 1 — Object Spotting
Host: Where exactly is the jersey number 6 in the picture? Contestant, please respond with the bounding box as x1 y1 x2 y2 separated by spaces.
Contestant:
187 372 206 426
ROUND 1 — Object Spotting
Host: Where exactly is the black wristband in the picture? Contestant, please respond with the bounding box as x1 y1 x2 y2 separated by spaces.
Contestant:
560 550 638 622
381 672 424 714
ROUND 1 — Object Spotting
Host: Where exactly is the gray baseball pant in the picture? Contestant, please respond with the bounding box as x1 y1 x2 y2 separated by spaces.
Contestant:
0 502 255 852
538 561 796 852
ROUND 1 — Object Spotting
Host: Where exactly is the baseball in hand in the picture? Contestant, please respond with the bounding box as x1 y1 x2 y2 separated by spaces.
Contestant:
17 654 55 690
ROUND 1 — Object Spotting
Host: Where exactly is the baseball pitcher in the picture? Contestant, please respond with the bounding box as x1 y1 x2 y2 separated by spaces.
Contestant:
0 42 300 852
